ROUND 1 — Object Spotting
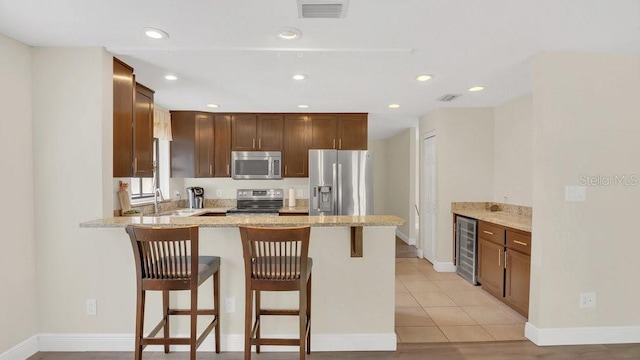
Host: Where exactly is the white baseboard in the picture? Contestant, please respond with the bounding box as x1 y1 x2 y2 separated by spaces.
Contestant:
432 261 456 272
38 332 397 352
525 323 640 346
0 335 38 360
395 230 416 246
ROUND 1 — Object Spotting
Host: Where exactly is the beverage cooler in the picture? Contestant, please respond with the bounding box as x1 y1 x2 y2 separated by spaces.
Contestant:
456 216 478 285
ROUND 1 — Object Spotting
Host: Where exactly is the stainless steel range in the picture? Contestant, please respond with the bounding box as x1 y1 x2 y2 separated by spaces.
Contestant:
226 188 284 216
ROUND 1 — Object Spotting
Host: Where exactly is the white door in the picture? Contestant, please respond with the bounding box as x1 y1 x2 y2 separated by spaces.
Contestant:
422 134 436 262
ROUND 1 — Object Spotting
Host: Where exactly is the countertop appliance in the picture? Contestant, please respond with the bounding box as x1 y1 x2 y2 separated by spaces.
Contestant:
309 150 373 216
226 188 284 216
456 216 478 285
187 186 204 209
231 151 282 180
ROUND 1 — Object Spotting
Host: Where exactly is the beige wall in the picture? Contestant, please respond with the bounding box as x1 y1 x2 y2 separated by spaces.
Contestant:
32 47 113 332
0 34 38 354
419 108 494 263
493 94 533 206
529 52 640 330
369 139 388 215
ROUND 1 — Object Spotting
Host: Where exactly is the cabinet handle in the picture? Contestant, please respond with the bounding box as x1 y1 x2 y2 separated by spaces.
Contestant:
505 252 509 269
498 248 501 266
209 164 213 175
339 139 342 149
285 165 288 175
513 240 528 246
258 138 261 149
133 157 137 174
333 139 336 149
483 230 494 235
253 138 256 148
226 164 230 175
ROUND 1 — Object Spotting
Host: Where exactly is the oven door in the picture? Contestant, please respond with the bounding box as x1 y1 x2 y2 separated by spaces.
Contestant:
231 151 282 180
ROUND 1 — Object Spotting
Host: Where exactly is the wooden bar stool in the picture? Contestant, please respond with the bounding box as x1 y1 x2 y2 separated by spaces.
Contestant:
239 226 312 360
125 225 221 360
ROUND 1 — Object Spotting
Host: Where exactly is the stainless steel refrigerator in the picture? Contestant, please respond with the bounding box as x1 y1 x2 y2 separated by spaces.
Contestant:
309 150 374 215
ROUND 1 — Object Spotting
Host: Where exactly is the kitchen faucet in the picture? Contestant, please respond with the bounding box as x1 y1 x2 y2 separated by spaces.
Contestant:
154 188 164 214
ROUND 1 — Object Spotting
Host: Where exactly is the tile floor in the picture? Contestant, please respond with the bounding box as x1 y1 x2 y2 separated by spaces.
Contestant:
395 256 527 343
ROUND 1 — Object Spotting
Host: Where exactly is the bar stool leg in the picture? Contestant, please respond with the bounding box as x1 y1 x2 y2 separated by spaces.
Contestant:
214 270 221 353
299 284 307 360
306 274 312 354
134 289 145 360
190 288 198 360
244 287 253 360
255 291 261 354
162 290 170 353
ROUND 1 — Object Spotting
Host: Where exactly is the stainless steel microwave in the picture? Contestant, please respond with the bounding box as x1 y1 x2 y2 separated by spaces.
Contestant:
231 151 282 180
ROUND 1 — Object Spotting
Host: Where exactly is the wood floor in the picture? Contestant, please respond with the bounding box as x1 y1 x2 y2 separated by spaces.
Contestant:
27 342 640 360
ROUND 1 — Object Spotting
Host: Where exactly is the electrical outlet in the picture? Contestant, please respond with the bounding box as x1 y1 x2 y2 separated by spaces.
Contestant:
579 292 596 308
86 299 97 316
216 189 223 197
224 297 235 313
296 189 303 197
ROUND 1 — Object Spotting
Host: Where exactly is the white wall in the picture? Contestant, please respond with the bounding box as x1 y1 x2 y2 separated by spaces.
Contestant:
0 34 38 354
384 129 415 240
494 94 533 206
419 108 494 263
529 52 640 339
32 47 113 332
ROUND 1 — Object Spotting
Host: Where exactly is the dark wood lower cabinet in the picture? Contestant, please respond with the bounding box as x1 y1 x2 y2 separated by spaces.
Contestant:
476 221 531 318
478 239 505 299
505 248 531 316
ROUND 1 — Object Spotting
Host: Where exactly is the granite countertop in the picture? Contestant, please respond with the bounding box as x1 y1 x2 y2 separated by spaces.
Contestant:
451 202 532 233
80 207 404 228
279 206 309 214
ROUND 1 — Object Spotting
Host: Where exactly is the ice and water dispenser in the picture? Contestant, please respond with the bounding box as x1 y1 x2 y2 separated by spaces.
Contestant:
311 185 333 213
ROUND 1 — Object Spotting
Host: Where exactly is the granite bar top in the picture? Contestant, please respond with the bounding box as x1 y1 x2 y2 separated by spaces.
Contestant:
80 209 404 228
451 202 532 233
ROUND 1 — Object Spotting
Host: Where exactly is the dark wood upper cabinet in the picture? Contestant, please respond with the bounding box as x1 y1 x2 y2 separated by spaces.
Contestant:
257 115 284 150
337 114 367 150
113 58 135 177
309 113 367 150
309 114 338 149
283 115 310 177
231 114 283 151
213 115 232 177
170 111 214 178
231 114 258 150
133 83 154 177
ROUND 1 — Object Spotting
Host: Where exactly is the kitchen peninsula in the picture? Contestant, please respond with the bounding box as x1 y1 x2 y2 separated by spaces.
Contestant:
80 213 403 352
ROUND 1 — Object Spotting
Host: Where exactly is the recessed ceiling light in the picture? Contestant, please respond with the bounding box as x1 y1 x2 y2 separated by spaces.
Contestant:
415 74 432 82
298 104 309 109
164 75 178 81
277 27 301 40
145 28 169 39
388 104 400 109
468 86 485 92
292 74 307 80
206 104 219 108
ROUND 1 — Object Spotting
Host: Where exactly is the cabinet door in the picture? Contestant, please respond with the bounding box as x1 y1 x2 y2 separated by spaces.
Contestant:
505 249 530 317
283 115 310 177
310 114 337 149
113 58 134 177
195 113 214 177
337 114 367 150
257 115 284 150
231 114 258 150
133 83 154 177
213 115 232 177
478 239 504 298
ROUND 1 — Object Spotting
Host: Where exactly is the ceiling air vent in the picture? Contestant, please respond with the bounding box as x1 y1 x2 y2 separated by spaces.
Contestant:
437 94 461 102
297 0 349 18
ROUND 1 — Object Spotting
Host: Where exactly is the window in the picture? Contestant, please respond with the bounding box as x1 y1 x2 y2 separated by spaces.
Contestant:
130 139 160 200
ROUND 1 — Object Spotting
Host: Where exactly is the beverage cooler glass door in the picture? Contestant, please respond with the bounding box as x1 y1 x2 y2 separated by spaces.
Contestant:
455 216 478 285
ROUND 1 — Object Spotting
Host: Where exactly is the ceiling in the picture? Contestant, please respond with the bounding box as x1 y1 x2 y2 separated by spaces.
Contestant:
1 0 638 140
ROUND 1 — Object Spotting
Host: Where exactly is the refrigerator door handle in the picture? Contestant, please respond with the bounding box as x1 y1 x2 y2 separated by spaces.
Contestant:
337 163 342 215
332 163 338 215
